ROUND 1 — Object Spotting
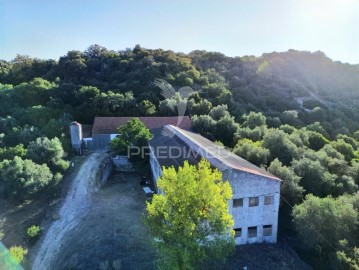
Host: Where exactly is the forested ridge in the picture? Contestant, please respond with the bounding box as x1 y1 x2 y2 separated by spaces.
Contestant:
0 45 358 269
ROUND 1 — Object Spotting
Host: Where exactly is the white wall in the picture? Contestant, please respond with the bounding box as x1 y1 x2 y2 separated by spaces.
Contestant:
149 146 162 191
225 170 280 245
149 126 281 246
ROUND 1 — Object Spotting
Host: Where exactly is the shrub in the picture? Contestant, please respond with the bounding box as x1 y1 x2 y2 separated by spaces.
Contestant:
9 246 28 264
27 225 41 239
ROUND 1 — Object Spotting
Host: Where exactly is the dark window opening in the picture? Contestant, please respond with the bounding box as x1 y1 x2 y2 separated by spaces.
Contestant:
264 195 274 205
233 198 243 208
234 228 242 237
248 226 257 238
249 197 259 207
263 225 272 236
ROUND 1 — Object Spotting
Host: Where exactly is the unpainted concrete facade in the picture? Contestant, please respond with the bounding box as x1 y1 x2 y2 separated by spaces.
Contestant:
149 125 281 245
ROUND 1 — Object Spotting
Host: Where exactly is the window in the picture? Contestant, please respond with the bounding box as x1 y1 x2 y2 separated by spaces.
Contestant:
264 195 274 205
249 197 259 207
248 226 257 238
263 225 272 236
233 198 243 208
234 228 242 237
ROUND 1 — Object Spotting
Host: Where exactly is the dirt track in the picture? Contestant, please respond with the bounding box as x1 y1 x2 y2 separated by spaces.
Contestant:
31 151 108 270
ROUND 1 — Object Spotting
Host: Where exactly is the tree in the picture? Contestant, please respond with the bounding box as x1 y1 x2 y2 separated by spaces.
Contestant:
138 99 156 116
243 111 266 129
208 104 229 121
11 78 54 107
145 159 235 269
27 137 68 172
292 195 358 262
191 115 217 141
0 144 26 160
331 139 357 162
0 156 54 200
292 157 336 197
263 129 298 165
267 158 304 205
111 118 152 159
233 139 269 166
214 115 239 146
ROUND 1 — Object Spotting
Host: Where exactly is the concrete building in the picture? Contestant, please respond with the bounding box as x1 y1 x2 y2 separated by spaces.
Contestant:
149 125 281 245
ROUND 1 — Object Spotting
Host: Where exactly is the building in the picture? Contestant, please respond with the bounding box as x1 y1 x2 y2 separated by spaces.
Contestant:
69 121 83 153
81 116 191 149
149 125 281 245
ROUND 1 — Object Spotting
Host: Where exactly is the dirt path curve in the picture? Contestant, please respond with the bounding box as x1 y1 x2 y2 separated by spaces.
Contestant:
32 151 107 270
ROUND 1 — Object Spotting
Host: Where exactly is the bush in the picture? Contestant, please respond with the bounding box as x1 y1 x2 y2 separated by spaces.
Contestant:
27 225 41 239
9 246 28 264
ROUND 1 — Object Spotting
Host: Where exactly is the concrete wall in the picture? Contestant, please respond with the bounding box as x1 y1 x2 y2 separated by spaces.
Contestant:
224 170 280 245
149 146 162 191
92 134 120 149
92 134 111 149
154 126 281 246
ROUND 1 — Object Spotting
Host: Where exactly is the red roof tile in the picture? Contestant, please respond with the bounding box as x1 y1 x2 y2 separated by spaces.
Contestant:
92 116 191 134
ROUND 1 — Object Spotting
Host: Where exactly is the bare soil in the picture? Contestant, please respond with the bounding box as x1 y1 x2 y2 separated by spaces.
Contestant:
45 171 155 270
2 151 311 270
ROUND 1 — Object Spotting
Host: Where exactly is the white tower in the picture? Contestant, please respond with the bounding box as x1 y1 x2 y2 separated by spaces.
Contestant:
70 121 83 154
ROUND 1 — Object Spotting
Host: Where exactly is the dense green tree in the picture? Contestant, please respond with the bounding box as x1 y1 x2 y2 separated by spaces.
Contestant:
233 139 269 166
292 157 336 197
3 126 43 147
191 115 217 141
281 110 301 127
292 194 358 265
214 115 240 146
208 104 230 120
138 99 156 116
11 78 54 107
235 126 267 142
145 159 234 269
242 111 266 129
263 129 298 165
0 144 26 160
188 99 213 116
331 139 357 162
111 118 152 159
0 156 54 200
268 158 304 205
307 131 330 151
27 137 68 172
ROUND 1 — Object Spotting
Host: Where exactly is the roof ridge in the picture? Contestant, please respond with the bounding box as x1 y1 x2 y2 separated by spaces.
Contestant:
167 125 281 181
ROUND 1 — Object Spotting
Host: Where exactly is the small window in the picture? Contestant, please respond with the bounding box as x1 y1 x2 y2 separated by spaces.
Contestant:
249 197 259 207
248 226 257 238
263 225 272 236
234 228 242 237
233 198 243 208
264 195 274 205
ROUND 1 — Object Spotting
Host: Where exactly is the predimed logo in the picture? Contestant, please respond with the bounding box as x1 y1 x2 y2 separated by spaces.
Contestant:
154 78 198 137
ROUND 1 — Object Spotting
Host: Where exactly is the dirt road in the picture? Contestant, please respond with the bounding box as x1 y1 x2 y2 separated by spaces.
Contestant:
31 151 107 270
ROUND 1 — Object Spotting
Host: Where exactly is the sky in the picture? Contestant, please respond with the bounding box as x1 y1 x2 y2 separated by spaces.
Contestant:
0 0 358 64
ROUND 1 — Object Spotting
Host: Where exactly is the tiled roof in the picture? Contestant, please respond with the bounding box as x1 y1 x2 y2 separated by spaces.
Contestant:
150 125 281 181
92 116 191 135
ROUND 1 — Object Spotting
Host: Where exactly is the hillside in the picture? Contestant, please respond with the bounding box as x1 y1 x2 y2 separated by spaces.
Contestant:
0 45 358 270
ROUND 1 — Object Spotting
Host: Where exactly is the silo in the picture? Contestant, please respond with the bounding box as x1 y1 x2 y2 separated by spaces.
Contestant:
70 121 83 153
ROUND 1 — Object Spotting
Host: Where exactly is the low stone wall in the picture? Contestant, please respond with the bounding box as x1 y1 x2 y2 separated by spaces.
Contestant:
97 156 114 187
112 156 135 172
